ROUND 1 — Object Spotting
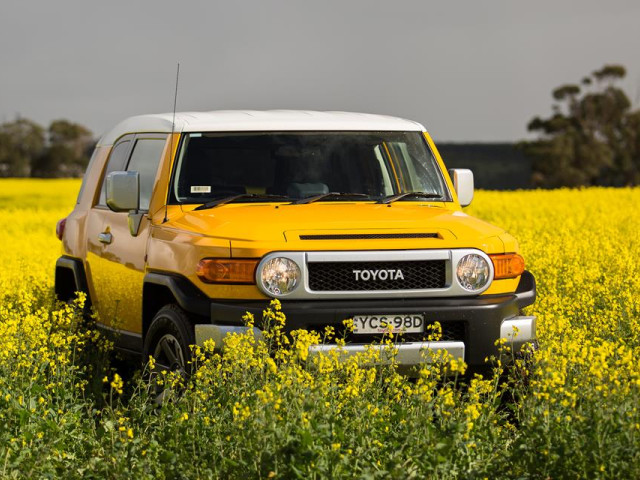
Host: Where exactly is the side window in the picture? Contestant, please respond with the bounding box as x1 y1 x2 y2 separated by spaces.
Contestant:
98 138 133 206
126 137 167 211
76 148 98 204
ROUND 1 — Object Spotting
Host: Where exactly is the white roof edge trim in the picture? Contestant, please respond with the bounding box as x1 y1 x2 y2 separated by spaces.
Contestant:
97 110 427 146
96 114 182 146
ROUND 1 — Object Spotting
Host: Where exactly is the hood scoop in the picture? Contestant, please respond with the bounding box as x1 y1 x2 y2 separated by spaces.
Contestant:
299 232 440 240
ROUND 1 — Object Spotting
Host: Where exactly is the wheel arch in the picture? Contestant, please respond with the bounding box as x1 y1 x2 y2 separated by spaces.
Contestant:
142 272 210 338
55 256 92 309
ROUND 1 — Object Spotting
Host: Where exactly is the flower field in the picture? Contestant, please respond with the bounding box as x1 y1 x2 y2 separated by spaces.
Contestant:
0 178 638 478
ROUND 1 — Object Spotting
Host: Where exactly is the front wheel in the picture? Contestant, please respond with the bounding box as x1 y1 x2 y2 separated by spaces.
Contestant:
142 304 195 403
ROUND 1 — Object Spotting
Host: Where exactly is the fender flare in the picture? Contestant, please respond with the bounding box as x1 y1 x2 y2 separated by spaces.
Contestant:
143 272 210 318
55 256 92 308
514 270 536 310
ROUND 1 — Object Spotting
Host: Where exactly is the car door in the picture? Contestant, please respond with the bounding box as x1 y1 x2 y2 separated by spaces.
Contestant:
87 134 168 342
85 135 134 326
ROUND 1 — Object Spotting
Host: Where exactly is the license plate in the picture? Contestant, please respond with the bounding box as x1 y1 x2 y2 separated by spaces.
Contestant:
352 314 425 334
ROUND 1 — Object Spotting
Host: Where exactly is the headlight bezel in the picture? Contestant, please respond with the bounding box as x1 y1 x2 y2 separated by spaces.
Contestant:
256 255 302 297
455 253 492 293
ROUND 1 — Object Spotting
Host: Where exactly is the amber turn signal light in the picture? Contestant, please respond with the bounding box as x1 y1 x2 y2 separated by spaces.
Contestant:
196 258 258 284
490 253 525 279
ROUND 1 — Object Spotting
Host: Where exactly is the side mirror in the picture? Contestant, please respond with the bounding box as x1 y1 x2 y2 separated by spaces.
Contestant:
106 171 144 236
106 171 139 212
448 168 474 207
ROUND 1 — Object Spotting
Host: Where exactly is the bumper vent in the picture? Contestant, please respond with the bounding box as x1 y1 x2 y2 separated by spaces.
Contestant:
308 260 447 291
299 233 438 240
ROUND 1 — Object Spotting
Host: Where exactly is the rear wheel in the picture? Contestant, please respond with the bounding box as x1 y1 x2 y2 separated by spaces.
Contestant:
143 304 195 403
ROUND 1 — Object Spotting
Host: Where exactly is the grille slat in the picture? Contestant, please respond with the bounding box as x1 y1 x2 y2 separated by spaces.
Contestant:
308 260 447 291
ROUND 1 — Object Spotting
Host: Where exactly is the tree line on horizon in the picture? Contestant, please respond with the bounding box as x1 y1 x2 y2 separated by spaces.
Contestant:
1 63 639 187
0 118 94 177
521 64 640 187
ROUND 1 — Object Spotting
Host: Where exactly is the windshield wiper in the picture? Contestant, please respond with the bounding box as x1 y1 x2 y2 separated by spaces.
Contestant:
377 192 443 204
194 194 290 211
291 192 370 205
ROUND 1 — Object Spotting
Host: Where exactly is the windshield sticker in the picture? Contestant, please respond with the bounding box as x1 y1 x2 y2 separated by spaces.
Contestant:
190 186 211 194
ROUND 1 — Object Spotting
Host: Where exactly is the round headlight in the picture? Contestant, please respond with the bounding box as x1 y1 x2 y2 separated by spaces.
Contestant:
260 257 301 296
456 254 490 292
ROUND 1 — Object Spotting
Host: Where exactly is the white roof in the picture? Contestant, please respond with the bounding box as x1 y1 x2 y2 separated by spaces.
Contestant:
97 110 426 146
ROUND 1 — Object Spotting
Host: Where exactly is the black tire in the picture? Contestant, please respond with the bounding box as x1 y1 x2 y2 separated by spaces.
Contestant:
143 304 195 403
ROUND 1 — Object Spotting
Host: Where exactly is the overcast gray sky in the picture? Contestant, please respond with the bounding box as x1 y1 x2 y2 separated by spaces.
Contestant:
1 0 639 141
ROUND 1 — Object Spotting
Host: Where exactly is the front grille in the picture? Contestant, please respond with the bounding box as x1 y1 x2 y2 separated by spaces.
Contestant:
308 260 447 291
300 233 439 240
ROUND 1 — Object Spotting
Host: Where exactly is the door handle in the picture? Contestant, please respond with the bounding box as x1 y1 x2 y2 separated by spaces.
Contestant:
98 232 113 245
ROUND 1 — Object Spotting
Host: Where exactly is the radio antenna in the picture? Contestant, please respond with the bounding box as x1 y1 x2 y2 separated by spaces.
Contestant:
163 62 180 223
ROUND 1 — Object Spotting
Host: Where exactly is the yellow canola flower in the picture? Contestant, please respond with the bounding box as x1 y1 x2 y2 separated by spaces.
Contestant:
110 374 124 395
0 180 639 474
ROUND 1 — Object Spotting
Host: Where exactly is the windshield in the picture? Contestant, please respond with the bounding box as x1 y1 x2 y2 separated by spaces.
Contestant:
170 131 451 204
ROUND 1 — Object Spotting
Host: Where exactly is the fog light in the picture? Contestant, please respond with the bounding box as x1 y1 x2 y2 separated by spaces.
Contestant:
260 257 300 296
456 254 490 292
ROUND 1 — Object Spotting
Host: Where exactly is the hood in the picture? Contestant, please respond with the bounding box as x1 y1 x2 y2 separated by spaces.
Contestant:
166 202 507 253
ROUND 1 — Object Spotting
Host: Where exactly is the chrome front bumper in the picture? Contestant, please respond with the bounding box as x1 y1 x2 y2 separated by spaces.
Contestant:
194 315 536 366
500 315 536 351
308 341 465 365
195 324 263 347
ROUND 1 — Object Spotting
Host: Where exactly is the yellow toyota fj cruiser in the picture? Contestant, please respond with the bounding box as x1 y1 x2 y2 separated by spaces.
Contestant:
55 110 536 374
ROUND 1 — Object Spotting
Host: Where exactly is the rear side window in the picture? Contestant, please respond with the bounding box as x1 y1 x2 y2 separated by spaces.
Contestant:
76 148 98 204
98 137 133 206
126 138 167 210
